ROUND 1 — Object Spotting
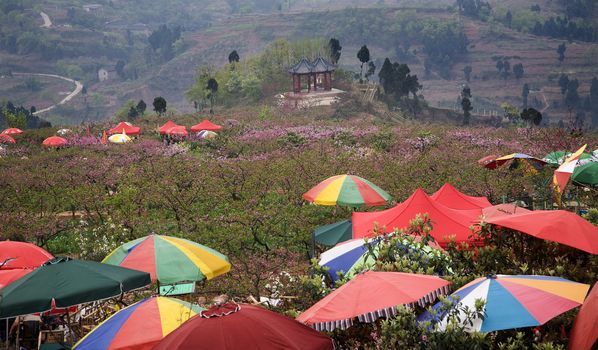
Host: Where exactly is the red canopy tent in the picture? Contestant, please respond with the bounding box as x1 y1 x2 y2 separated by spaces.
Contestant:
165 126 188 137
352 188 479 247
108 122 141 135
159 120 179 135
0 134 16 144
486 210 598 254
481 203 531 220
154 303 333 350
190 119 222 132
42 136 68 147
0 269 30 289
568 283 598 350
430 183 492 210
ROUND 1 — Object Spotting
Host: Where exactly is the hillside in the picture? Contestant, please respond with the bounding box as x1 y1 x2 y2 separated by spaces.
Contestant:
0 0 597 125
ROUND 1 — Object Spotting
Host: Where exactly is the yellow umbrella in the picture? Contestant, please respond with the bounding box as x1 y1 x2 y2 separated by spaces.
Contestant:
108 133 131 144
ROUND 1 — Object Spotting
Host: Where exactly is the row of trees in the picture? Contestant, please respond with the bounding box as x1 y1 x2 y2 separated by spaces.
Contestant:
532 16 598 42
0 101 51 130
495 59 524 80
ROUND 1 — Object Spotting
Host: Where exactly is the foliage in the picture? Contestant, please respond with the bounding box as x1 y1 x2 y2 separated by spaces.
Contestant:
378 58 421 104
328 38 341 64
462 86 473 125
153 96 167 116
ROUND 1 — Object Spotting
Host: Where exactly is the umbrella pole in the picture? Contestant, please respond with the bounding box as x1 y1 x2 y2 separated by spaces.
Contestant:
310 231 315 260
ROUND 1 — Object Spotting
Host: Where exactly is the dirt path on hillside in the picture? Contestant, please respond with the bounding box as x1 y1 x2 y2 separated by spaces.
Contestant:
13 73 82 115
40 12 52 28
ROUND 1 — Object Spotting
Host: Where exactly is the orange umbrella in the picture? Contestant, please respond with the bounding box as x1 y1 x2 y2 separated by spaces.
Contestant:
0 134 16 144
42 136 68 147
568 283 598 350
478 154 497 166
1 128 23 135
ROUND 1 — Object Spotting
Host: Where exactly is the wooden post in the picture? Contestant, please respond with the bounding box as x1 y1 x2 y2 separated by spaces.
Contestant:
313 73 317 91
307 74 311 92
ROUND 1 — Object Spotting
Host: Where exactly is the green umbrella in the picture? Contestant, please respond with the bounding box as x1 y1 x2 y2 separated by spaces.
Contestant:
0 257 151 318
572 162 598 187
314 219 353 246
544 151 593 166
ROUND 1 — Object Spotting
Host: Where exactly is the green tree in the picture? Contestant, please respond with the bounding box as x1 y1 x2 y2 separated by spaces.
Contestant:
496 59 504 74
228 50 240 63
153 96 167 116
136 100 146 116
357 45 370 82
558 74 569 94
502 60 510 79
461 86 473 125
365 61 376 81
127 106 139 121
522 83 530 108
505 10 513 28
115 60 126 79
463 65 472 82
513 63 524 79
207 78 219 114
520 107 542 126
565 79 580 108
590 77 598 128
328 38 342 64
557 42 566 63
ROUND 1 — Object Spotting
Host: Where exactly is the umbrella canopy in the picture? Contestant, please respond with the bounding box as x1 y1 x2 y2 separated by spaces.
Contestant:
485 210 598 254
430 183 492 210
165 126 188 137
0 241 53 269
0 134 16 144
568 283 598 350
155 303 333 350
553 145 587 195
42 136 68 147
0 269 30 289
190 119 222 132
159 120 179 135
484 153 546 170
197 130 217 139
544 151 594 165
1 128 23 135
319 237 446 282
304 174 392 207
352 188 479 247
481 203 531 220
572 161 598 187
0 257 151 318
108 133 132 144
297 271 450 331
74 297 203 350
108 122 140 136
102 234 231 284
56 128 72 136
314 219 353 246
420 275 590 333
477 155 497 166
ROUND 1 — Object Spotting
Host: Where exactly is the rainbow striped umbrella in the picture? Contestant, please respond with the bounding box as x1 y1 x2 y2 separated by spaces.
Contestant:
303 175 391 207
103 235 231 284
74 296 203 350
420 275 590 333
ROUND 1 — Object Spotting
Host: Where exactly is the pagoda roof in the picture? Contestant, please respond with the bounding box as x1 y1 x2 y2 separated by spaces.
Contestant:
288 57 336 74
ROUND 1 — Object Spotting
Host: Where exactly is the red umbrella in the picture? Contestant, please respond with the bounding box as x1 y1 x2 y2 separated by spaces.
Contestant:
478 155 497 167
431 183 492 210
486 210 598 254
297 271 450 331
42 136 68 147
0 134 16 144
0 269 30 289
568 283 598 350
352 188 480 247
159 120 179 135
1 128 23 135
190 119 222 132
108 122 141 135
154 303 334 350
165 126 188 137
0 241 54 269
